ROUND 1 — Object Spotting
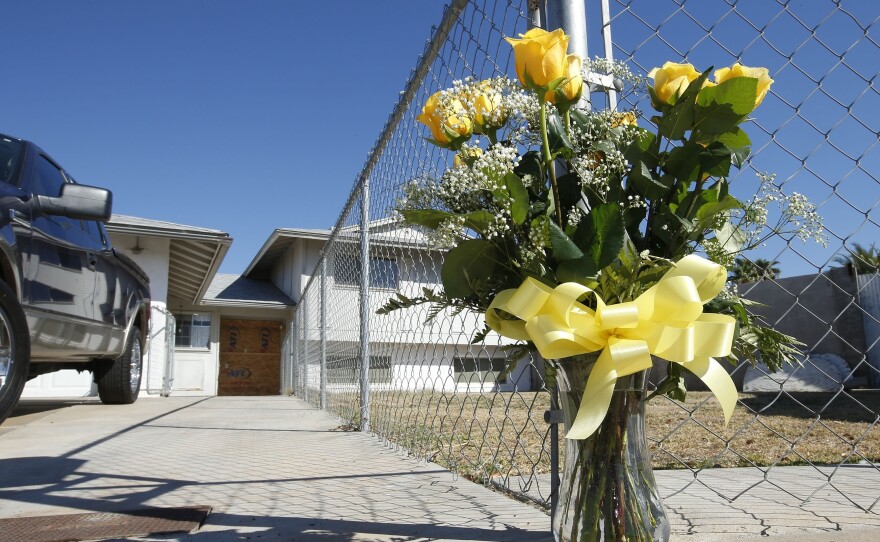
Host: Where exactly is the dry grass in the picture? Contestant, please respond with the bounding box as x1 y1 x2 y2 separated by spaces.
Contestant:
365 390 880 480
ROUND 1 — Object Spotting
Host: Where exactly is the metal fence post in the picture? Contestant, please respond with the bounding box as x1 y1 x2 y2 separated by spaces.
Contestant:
163 309 175 397
544 0 590 521
320 256 328 409
528 0 544 29
545 0 588 61
359 180 371 433
302 295 309 403
290 312 299 396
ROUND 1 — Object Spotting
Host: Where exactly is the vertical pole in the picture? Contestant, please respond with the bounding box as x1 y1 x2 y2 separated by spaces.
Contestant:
600 0 618 109
359 180 371 432
546 0 589 108
527 0 544 29
163 310 175 397
545 2 589 524
291 312 299 396
302 296 309 403
546 0 588 60
320 257 328 409
550 384 560 526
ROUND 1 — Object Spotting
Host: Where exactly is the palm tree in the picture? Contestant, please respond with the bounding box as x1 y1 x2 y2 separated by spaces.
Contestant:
729 257 781 283
834 243 880 274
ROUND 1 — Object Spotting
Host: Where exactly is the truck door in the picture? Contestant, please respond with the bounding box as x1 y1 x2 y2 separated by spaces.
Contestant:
20 154 100 360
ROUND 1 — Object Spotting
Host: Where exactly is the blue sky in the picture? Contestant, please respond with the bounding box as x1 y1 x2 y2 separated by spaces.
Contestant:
2 1 877 278
0 1 447 273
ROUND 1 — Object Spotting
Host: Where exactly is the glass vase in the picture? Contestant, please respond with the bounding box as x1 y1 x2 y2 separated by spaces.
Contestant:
551 355 670 542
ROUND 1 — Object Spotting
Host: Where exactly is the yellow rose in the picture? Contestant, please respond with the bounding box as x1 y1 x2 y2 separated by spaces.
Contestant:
453 146 483 168
714 63 773 107
417 91 473 147
505 28 569 90
610 111 638 128
547 54 584 104
648 62 701 105
470 84 506 133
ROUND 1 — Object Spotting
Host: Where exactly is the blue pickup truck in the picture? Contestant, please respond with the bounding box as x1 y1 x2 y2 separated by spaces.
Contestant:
0 133 151 423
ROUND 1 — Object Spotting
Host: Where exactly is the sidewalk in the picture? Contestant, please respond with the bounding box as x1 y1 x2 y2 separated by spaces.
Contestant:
0 396 551 541
0 396 878 541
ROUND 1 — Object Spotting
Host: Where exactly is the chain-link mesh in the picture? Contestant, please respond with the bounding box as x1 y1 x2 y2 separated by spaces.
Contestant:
608 0 880 512
288 0 880 523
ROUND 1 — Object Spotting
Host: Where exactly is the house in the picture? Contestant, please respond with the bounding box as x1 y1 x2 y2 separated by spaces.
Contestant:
244 222 535 394
22 216 534 401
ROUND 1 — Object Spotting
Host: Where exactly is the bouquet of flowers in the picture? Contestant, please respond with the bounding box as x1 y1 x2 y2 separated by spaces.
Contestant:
387 27 822 408
382 26 825 541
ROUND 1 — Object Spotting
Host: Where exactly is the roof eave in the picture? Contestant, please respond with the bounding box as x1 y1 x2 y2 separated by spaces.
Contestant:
192 239 233 305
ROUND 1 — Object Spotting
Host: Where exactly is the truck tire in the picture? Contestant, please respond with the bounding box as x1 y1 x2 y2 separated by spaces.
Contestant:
0 280 30 424
96 326 143 405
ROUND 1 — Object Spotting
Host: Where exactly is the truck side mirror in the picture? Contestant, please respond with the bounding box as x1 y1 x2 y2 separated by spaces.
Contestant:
34 183 113 222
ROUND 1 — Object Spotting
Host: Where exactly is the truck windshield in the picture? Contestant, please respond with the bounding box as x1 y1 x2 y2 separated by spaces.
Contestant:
0 137 24 186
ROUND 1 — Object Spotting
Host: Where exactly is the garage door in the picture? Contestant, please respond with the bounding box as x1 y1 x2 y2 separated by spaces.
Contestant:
218 319 283 396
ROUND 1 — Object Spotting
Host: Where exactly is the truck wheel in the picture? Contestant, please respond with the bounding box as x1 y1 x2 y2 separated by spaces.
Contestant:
96 327 143 405
0 280 30 424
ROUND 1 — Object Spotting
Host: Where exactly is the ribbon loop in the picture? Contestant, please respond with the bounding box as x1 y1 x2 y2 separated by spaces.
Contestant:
484 256 739 439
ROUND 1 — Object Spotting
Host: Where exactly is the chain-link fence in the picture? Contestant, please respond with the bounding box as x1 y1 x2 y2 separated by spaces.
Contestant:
288 0 880 523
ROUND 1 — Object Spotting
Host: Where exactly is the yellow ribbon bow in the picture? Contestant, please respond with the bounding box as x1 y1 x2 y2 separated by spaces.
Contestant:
485 255 738 439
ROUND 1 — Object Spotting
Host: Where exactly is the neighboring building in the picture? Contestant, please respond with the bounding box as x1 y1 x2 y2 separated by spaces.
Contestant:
22 216 533 401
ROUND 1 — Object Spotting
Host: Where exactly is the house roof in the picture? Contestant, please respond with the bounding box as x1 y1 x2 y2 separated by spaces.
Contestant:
243 221 436 280
202 274 295 309
106 214 232 305
244 228 331 279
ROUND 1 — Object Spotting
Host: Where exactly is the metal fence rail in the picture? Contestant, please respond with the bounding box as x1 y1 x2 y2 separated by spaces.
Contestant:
289 0 880 519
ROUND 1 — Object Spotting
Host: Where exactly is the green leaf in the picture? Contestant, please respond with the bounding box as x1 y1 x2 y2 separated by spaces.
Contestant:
504 172 529 225
556 172 582 209
400 209 452 229
648 363 687 402
699 141 733 178
629 161 670 200
587 203 626 269
462 210 497 234
441 239 500 298
557 255 598 283
653 206 694 247
514 150 544 186
714 222 747 253
569 108 592 131
549 220 584 260
658 69 711 140
547 110 573 157
664 142 701 181
695 193 742 225
695 77 758 135
716 128 752 168
624 129 659 168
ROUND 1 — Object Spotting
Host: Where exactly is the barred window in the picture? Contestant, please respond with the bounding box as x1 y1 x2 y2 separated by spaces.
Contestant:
326 355 393 384
335 255 399 289
454 356 507 384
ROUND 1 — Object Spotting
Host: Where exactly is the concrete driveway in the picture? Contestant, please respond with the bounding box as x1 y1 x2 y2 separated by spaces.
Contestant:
0 396 551 541
1 396 878 542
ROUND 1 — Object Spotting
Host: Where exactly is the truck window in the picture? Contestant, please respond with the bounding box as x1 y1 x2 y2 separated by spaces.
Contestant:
34 156 66 197
0 137 23 186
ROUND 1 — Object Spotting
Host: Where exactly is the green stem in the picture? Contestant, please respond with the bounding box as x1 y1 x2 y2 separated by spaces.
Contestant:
672 171 707 257
540 101 564 227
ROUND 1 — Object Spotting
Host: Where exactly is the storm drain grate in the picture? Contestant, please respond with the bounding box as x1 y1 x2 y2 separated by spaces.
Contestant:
0 505 211 542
